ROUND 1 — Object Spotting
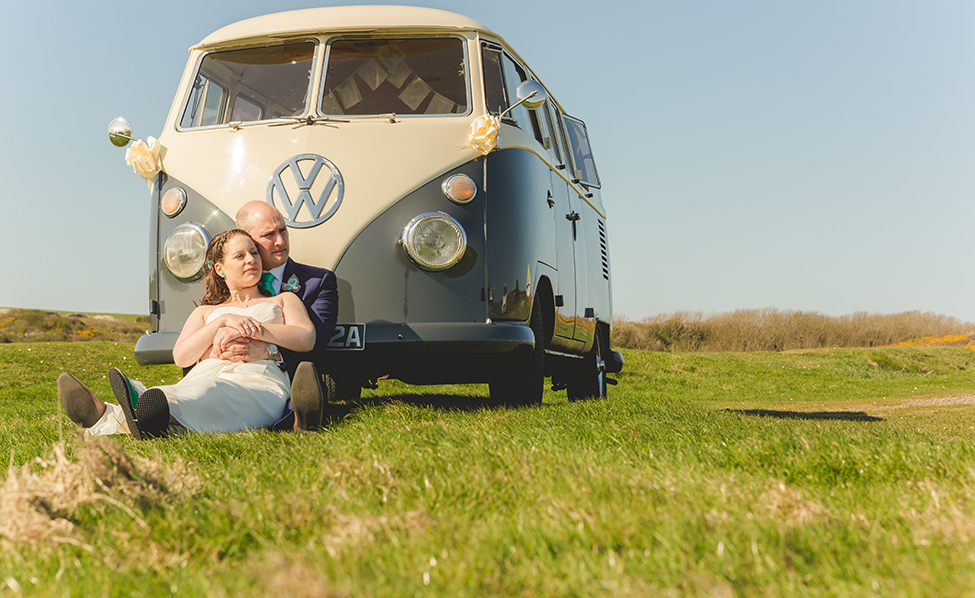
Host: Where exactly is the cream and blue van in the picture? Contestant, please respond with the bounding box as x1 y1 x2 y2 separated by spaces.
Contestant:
109 6 623 405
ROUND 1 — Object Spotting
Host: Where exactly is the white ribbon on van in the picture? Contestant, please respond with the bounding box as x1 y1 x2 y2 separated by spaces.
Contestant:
124 136 163 190
469 114 500 155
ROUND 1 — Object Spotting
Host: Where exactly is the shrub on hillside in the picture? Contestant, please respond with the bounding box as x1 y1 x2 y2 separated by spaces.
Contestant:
613 308 975 352
0 309 146 343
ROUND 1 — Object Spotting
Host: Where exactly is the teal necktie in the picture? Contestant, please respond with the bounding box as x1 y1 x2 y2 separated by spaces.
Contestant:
259 272 277 296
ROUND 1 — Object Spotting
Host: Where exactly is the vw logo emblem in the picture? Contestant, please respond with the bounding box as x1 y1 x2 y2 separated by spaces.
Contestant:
267 154 344 228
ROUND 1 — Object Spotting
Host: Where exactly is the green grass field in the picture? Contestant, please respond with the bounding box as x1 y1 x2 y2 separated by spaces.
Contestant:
2 342 974 596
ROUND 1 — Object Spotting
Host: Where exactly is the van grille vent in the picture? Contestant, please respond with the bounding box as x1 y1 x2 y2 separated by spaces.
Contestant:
598 219 609 281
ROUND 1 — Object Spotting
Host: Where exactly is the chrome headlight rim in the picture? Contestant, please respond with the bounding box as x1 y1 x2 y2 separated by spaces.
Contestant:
441 173 477 204
401 211 468 271
163 222 211 282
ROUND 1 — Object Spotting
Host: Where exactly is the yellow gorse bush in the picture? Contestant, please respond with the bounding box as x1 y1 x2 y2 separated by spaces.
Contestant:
894 335 971 347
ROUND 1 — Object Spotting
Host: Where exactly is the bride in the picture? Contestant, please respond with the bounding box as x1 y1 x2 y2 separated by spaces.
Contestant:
57 229 321 438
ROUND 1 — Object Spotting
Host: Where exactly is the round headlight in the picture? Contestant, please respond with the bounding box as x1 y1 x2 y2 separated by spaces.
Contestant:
163 223 211 281
401 212 467 270
161 187 187 217
441 174 477 204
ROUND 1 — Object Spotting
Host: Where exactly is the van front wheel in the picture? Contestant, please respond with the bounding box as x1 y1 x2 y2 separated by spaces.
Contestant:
488 301 544 407
567 328 607 401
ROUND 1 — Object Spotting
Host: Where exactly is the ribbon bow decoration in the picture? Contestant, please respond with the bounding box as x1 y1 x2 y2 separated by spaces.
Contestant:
469 115 500 155
124 136 164 190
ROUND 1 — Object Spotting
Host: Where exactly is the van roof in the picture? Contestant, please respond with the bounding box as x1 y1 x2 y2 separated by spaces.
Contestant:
196 6 494 48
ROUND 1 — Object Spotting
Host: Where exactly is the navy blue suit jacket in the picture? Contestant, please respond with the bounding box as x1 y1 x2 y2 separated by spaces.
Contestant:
278 258 338 379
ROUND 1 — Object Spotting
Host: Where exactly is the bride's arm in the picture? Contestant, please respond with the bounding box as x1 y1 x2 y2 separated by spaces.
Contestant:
172 306 217 368
252 294 316 352
172 309 262 368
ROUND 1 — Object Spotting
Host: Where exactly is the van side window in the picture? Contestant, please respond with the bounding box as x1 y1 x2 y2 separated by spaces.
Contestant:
563 115 601 188
181 76 228 128
179 42 314 129
322 38 468 116
536 103 562 162
501 55 542 141
481 46 506 115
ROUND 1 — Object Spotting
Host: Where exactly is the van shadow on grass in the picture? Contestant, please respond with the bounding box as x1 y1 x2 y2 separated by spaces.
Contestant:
323 393 533 423
725 409 884 422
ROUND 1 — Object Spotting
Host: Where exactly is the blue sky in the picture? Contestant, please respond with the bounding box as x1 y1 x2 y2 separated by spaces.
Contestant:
2 1 974 322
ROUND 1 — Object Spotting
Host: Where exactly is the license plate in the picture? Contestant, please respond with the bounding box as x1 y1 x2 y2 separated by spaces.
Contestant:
328 323 365 351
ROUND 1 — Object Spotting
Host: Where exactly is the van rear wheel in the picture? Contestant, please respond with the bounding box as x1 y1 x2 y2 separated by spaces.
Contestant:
567 328 607 401
487 301 544 407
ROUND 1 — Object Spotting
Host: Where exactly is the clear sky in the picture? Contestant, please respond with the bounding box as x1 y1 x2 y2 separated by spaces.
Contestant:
2 1 973 322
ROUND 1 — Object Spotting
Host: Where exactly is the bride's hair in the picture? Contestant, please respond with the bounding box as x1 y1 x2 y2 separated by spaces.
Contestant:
201 229 270 305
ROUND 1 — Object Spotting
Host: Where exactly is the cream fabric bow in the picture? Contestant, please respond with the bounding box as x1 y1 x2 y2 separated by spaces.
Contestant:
124 136 163 190
469 115 500 155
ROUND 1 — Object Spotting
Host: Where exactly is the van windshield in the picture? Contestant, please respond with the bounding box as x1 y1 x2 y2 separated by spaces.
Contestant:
321 38 467 116
180 42 315 129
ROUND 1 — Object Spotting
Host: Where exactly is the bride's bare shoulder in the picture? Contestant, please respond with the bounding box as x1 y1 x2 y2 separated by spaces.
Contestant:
193 303 224 319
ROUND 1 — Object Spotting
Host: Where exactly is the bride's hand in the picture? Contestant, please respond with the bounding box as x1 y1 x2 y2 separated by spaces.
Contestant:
218 314 265 339
213 326 243 354
215 338 271 362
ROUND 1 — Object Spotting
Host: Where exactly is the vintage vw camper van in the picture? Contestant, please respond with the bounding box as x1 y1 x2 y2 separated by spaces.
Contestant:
109 6 623 405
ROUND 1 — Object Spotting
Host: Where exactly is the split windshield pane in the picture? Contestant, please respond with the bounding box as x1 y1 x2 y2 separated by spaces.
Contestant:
321 38 468 116
180 42 315 129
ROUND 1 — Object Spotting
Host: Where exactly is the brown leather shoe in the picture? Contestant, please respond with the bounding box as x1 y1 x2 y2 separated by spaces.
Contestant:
110 368 170 440
291 362 324 432
57 372 102 428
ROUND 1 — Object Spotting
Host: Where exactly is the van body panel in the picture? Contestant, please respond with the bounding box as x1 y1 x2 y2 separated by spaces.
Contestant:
332 159 486 325
157 117 482 274
197 6 493 49
483 148 555 325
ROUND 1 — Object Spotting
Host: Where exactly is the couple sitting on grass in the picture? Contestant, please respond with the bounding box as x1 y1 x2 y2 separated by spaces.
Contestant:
57 201 338 438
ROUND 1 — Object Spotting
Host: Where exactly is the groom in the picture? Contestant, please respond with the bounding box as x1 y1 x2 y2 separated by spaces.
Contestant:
222 200 339 429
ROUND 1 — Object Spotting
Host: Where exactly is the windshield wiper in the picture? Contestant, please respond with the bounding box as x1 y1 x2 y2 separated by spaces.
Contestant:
270 115 349 126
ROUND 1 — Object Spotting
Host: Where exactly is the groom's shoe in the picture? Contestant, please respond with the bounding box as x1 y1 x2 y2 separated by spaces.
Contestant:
110 368 170 440
57 373 102 428
291 362 324 432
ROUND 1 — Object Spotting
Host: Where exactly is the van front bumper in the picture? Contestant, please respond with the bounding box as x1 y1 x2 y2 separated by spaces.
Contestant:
135 332 182 365
134 322 535 382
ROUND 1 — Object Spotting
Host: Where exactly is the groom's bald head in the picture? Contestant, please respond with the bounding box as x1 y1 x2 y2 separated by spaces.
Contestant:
235 201 290 270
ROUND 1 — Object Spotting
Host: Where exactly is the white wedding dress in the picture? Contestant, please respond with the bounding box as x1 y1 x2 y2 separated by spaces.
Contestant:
163 302 290 433
86 301 290 436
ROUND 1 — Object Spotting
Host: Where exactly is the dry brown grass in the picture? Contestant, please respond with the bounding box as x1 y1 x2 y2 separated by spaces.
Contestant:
613 308 975 352
215 553 351 598
0 435 200 552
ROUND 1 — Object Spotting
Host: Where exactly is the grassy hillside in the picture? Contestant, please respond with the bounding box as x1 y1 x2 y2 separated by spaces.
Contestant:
0 308 147 344
2 341 974 596
615 308 975 352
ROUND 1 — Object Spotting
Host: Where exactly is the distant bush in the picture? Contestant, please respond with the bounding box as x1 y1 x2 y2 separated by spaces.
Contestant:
613 308 975 353
0 309 145 343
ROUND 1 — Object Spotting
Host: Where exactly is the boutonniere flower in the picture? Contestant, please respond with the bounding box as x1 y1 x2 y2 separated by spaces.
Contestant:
282 275 301 293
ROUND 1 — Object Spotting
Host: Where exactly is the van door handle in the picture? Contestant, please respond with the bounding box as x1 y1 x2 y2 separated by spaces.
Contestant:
546 190 555 208
565 212 580 221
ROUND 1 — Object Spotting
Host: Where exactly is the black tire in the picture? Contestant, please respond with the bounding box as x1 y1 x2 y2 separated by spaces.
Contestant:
322 374 361 402
567 328 607 401
488 300 545 407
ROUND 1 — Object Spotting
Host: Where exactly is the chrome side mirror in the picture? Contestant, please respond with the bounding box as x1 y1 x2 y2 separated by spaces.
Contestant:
107 117 134 148
516 81 547 110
